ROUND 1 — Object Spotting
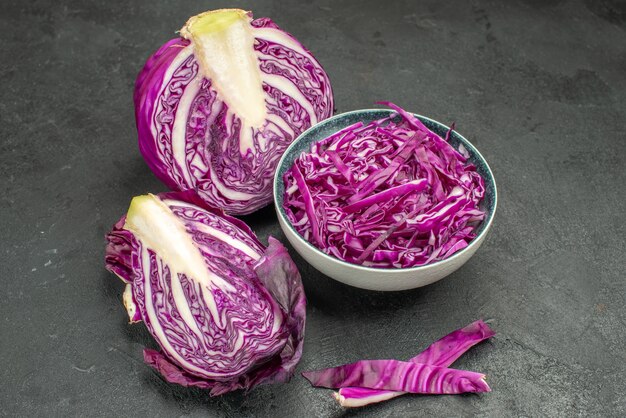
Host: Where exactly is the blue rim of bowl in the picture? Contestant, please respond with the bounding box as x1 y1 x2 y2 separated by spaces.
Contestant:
273 108 497 273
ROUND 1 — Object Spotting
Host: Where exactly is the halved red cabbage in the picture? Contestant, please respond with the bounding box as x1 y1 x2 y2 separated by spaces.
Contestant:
302 360 490 394
335 320 495 407
135 9 334 215
283 103 485 268
105 191 306 395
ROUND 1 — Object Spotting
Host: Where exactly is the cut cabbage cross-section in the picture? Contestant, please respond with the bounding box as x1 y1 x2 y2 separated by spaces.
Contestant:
135 9 334 215
105 191 306 395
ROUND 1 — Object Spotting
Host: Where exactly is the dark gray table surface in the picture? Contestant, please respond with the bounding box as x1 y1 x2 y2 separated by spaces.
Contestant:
2 0 625 416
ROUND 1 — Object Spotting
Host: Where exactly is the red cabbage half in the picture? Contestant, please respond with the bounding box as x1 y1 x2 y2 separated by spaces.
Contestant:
135 9 334 215
283 103 485 268
105 191 306 395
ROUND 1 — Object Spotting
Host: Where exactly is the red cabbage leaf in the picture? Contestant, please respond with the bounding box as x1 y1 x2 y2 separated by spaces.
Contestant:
335 319 495 407
302 360 490 394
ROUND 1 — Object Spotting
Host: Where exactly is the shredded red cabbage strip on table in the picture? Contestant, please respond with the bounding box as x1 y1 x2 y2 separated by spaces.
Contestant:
302 360 490 395
283 103 486 268
334 319 495 407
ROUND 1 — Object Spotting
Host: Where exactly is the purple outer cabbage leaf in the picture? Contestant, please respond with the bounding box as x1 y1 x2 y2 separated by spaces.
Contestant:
283 103 485 268
335 319 495 407
134 12 334 216
301 360 490 394
105 190 306 395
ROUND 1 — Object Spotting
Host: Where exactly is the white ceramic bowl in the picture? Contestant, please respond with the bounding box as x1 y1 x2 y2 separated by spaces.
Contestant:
273 109 497 291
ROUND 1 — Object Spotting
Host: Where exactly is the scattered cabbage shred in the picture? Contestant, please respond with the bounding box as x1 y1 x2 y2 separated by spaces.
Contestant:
302 320 495 407
283 102 485 268
333 320 495 407
105 191 306 395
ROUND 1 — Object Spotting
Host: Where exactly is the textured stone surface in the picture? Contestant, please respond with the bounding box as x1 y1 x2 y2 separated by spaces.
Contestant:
1 0 625 416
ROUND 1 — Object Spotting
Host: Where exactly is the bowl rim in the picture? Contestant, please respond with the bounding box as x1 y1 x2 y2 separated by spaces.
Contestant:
273 108 497 274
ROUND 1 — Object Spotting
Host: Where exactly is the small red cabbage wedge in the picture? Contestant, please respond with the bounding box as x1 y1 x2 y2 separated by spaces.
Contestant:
335 320 495 407
135 9 334 215
105 191 306 395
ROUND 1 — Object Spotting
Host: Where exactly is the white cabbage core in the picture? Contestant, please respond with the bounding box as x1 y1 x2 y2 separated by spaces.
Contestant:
180 9 267 135
124 194 234 328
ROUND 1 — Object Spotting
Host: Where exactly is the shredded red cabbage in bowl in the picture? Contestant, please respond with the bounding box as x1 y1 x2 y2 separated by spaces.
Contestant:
282 103 486 269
